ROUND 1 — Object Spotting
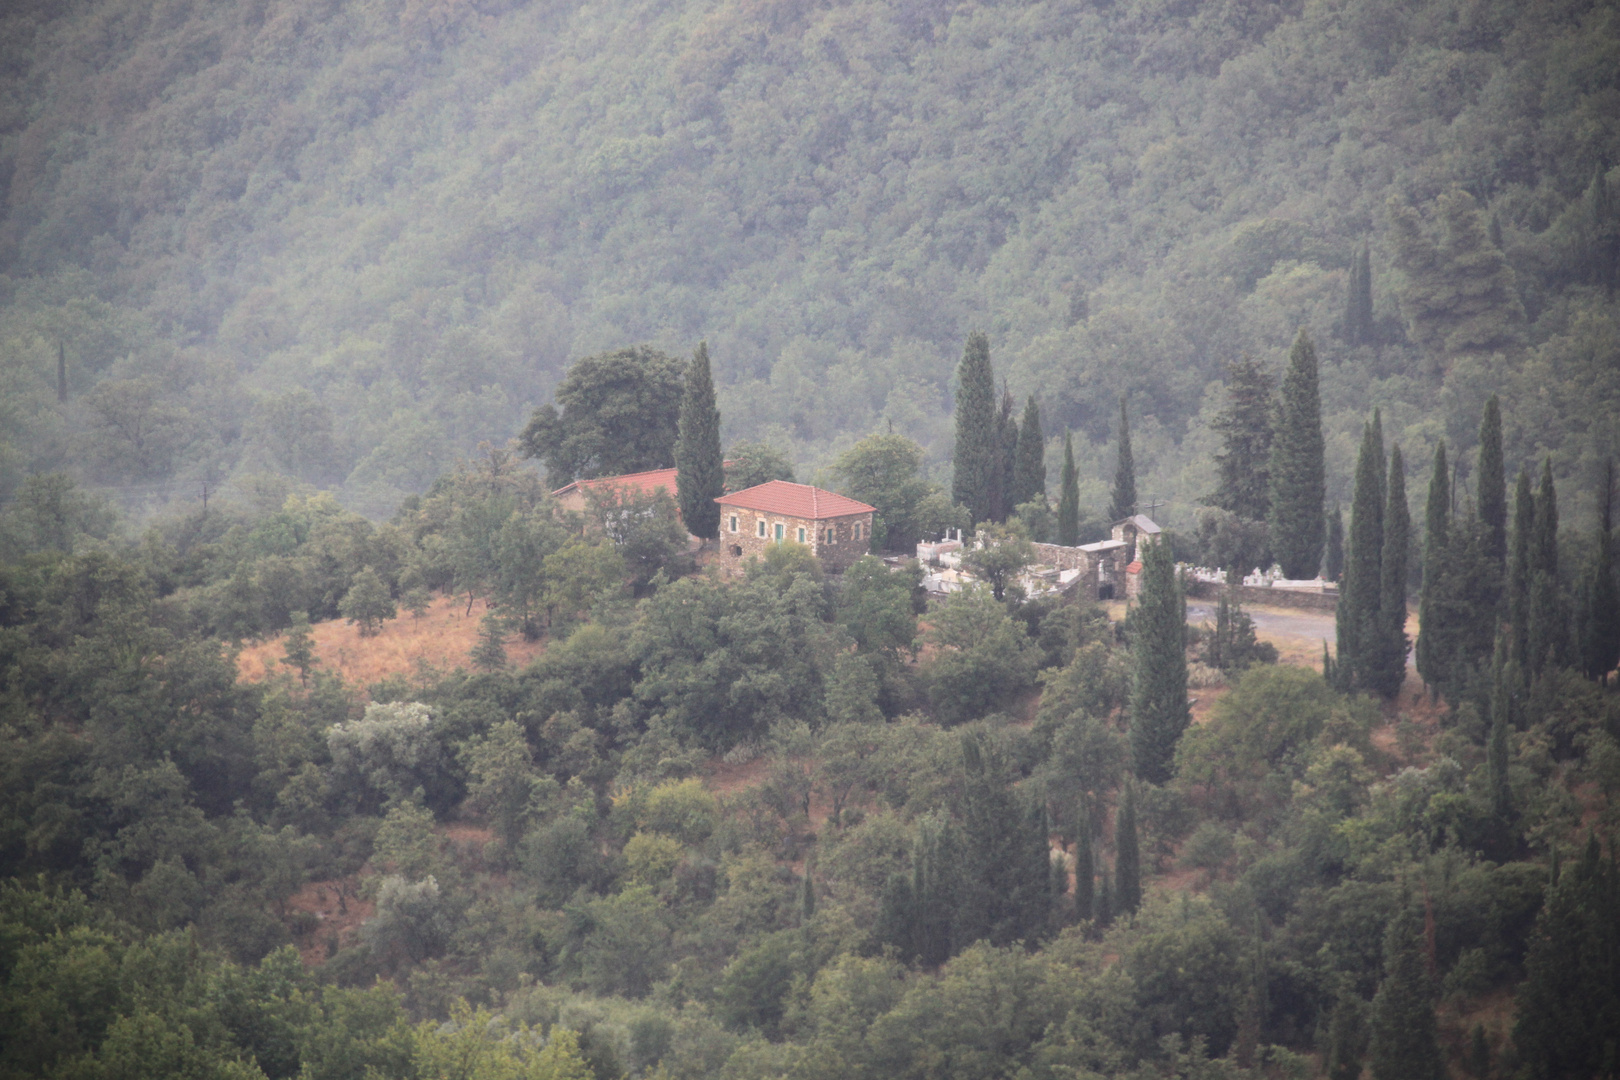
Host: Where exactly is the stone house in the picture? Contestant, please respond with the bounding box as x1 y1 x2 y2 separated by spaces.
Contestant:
552 467 683 516
1111 514 1162 562
715 480 875 574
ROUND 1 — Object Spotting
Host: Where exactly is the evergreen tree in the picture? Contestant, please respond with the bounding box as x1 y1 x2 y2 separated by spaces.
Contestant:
1477 396 1507 565
340 567 396 637
470 612 508 671
1210 356 1275 522
1058 432 1080 547
874 872 917 964
1508 469 1535 669
989 384 1019 522
1336 415 1386 691
281 610 317 686
1527 460 1564 674
1013 395 1046 509
1368 902 1443 1080
952 331 997 524
799 866 816 924
1325 502 1344 583
1096 868 1114 929
1577 459 1619 683
1109 395 1137 522
1114 780 1141 917
1129 538 1188 784
1416 442 1449 693
1326 992 1368 1080
1268 330 1327 578
1486 635 1518 857
675 341 724 541
1514 838 1620 1079
1344 238 1375 346
1366 444 1410 698
1073 799 1094 923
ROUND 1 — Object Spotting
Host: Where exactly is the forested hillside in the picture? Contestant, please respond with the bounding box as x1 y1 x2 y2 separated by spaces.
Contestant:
2 0 1618 519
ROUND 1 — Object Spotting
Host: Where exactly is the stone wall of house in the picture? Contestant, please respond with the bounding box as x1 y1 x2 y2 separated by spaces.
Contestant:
717 508 872 574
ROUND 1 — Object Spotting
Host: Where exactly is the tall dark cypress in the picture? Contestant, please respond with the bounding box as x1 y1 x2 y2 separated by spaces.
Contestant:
1013 396 1046 509
1416 442 1450 693
1109 395 1137 522
1508 469 1535 668
1325 502 1345 583
1129 538 1189 783
1487 634 1518 857
1336 415 1386 691
1114 780 1141 916
1210 357 1275 520
1577 459 1619 683
990 384 1019 522
1526 461 1563 674
1367 445 1410 697
952 332 997 523
1073 799 1094 923
1268 330 1327 578
675 341 724 540
1477 396 1507 566
1368 902 1444 1080
1344 239 1375 346
1058 432 1080 546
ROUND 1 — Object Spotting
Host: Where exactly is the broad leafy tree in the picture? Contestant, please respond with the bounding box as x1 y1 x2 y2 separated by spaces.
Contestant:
519 346 686 488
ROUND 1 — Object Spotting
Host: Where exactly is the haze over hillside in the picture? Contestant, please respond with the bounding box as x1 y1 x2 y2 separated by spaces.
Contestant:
1 0 1617 519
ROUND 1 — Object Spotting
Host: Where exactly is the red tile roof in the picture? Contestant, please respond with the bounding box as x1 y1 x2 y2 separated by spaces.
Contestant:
552 467 680 501
716 480 875 520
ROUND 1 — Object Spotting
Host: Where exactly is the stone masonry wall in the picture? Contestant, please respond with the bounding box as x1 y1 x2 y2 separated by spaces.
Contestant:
718 508 872 574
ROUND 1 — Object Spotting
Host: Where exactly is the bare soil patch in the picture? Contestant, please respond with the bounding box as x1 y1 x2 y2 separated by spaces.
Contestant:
236 592 546 690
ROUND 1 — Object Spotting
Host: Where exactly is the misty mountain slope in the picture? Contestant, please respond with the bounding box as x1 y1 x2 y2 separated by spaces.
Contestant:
1 0 1616 517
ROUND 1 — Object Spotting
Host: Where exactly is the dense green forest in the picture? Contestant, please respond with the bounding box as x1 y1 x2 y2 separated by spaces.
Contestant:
5 0 1620 1077
2 0 1619 521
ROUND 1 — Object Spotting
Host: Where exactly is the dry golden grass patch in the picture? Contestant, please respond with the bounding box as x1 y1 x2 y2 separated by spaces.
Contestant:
236 592 546 690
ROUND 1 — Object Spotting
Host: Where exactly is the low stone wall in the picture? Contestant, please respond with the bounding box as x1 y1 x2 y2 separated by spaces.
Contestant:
1186 580 1339 612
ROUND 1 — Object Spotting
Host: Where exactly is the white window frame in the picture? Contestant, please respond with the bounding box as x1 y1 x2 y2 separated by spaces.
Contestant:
854 522 863 540
774 522 785 542
757 519 767 538
796 526 806 543
730 515 739 533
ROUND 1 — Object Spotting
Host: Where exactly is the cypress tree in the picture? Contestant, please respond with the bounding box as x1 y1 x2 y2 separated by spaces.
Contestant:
1416 442 1450 693
675 341 724 540
1514 839 1620 1079
1344 239 1375 346
1508 469 1535 669
1336 415 1386 690
1487 634 1518 856
875 872 917 964
1109 394 1137 522
1210 357 1274 520
1096 868 1114 929
1074 799 1094 923
1368 902 1444 1080
1577 459 1619 683
1013 396 1046 509
1477 396 1507 565
990 384 1019 522
1527 461 1563 674
1115 780 1141 916
1129 538 1189 783
1268 330 1327 578
952 331 997 523
1367 445 1410 697
1325 502 1345 583
1058 432 1080 546
1326 992 1368 1080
